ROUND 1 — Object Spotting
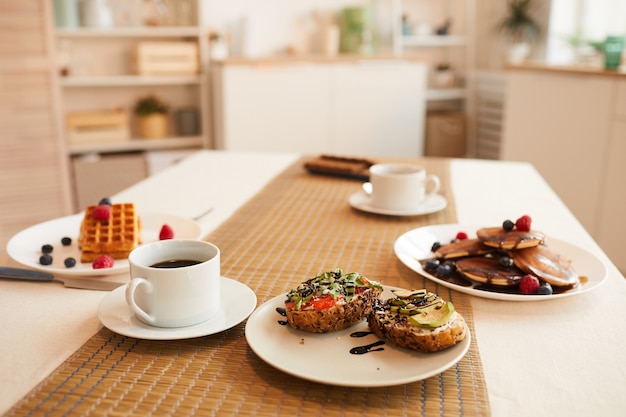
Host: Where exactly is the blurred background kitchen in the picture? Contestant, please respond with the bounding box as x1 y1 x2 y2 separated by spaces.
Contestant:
1 0 625 273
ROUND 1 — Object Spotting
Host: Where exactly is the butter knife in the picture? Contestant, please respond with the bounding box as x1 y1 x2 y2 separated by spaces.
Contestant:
0 266 123 291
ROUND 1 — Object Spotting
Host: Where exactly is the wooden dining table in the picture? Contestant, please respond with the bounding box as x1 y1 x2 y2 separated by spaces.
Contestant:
1 150 624 416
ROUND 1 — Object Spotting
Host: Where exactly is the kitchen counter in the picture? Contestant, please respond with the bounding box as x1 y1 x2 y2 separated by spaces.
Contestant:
507 61 626 78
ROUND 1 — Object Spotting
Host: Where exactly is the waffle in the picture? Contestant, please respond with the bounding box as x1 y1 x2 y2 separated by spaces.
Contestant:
78 203 142 262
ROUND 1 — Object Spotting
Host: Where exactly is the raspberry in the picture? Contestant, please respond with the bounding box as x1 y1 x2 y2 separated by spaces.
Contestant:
519 274 540 294
92 255 114 269
92 204 111 221
515 215 532 232
159 224 174 240
455 231 468 240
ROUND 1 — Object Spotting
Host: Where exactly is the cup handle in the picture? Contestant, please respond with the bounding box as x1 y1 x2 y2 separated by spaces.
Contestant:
425 174 441 198
125 277 156 325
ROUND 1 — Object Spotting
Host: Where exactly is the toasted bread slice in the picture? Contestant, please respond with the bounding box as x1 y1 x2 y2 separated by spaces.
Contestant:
368 290 466 353
284 269 383 333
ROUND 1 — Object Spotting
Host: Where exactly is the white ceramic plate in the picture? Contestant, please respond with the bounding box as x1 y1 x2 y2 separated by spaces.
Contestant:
6 212 202 276
394 223 608 301
245 286 470 387
349 191 447 216
98 277 256 340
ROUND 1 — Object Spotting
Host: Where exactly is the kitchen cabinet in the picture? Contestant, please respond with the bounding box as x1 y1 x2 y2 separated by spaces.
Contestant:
212 59 427 157
501 68 626 272
212 63 332 154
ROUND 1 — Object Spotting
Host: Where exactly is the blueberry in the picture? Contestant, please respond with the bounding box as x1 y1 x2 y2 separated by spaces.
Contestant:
436 263 453 277
61 237 72 246
431 241 442 252
499 256 514 269
537 283 553 295
502 220 515 231
98 197 112 206
443 259 456 268
41 244 53 254
39 254 53 265
64 257 76 268
424 259 440 272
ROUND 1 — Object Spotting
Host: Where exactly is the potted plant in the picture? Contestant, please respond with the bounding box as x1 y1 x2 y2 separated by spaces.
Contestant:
134 94 169 139
433 63 454 88
496 0 541 64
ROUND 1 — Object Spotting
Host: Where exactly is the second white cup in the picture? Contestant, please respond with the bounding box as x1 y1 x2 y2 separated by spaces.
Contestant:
368 163 441 211
126 240 221 328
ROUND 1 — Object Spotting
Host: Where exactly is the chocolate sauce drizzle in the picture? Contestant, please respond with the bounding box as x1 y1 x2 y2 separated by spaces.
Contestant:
274 307 386 354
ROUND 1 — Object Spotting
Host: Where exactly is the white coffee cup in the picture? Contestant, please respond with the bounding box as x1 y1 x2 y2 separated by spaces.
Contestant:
126 240 221 328
368 163 441 211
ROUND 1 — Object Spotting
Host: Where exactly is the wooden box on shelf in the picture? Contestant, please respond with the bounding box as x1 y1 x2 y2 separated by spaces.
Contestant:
134 41 199 75
65 110 130 144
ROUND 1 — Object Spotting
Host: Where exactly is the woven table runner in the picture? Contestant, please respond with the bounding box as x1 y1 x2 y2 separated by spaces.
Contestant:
8 157 490 417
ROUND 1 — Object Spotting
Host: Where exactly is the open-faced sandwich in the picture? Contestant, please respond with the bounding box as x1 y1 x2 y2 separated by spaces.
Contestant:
284 268 383 333
368 289 466 353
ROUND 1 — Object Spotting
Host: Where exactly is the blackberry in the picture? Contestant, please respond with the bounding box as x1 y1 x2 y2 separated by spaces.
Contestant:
502 220 515 231
431 241 442 252
39 254 53 265
61 237 72 246
64 257 76 268
41 244 53 254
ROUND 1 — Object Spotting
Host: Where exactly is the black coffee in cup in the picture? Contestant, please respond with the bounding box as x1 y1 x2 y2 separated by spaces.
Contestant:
150 259 202 269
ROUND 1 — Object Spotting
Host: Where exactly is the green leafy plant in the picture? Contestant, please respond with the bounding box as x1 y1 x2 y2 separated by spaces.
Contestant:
496 0 541 43
134 95 169 116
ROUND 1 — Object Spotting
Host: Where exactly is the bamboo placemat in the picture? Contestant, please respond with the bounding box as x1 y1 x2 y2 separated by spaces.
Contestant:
7 157 490 417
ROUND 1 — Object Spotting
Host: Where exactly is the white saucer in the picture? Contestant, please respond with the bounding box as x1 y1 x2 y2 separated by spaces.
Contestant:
349 191 447 216
98 277 256 340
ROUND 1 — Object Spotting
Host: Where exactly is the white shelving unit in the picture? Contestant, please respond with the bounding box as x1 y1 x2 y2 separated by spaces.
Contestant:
390 0 475 154
391 0 474 103
55 23 209 156
52 0 208 209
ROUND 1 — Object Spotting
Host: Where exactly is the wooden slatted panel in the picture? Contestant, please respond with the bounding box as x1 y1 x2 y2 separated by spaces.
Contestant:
474 71 507 160
0 0 72 248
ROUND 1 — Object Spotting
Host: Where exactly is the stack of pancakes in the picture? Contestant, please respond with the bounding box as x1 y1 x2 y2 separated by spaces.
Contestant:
78 203 141 262
433 227 579 291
